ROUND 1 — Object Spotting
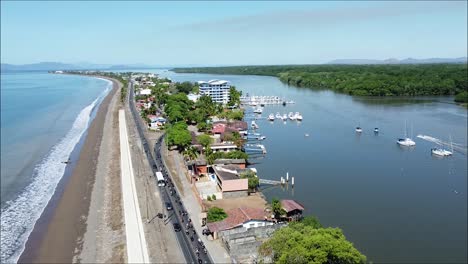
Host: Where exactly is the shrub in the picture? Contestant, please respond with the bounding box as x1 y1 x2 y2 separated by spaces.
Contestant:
207 207 226 222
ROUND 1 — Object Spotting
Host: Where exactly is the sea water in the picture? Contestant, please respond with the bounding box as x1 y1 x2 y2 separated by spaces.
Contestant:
0 71 111 263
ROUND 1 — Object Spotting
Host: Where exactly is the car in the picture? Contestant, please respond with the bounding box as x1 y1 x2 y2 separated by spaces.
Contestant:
166 203 173 211
173 223 182 232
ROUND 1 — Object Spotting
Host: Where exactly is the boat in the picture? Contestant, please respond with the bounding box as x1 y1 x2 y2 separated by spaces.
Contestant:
305 133 309 137
431 136 453 156
275 112 282 119
260 103 265 107
253 107 263 114
295 112 303 121
374 127 379 133
251 120 259 129
288 112 296 120
355 127 363 133
282 113 287 120
282 101 286 106
268 113 275 121
397 121 416 147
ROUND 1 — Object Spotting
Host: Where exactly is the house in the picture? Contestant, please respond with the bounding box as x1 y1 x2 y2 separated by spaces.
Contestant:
210 143 238 152
281 199 305 222
197 79 231 104
211 121 247 136
137 88 151 96
212 165 248 198
188 158 246 176
188 93 201 102
206 207 273 239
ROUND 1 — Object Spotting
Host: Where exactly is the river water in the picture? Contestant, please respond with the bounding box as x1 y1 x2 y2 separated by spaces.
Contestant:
140 69 466 263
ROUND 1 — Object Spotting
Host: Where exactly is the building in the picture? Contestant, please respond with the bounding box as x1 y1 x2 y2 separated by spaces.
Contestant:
206 207 273 239
281 199 305 221
137 88 152 96
212 165 248 198
197 79 231 104
188 93 201 102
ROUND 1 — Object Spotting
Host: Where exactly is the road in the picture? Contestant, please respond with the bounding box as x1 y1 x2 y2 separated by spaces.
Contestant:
118 109 150 263
127 81 213 264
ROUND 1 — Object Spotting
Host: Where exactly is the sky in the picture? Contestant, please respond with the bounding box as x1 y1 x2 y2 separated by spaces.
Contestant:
1 1 467 66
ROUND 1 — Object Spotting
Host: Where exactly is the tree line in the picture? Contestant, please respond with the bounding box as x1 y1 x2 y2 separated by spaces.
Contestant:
173 64 467 100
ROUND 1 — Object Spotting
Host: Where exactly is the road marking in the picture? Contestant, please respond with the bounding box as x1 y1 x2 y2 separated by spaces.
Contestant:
119 110 150 263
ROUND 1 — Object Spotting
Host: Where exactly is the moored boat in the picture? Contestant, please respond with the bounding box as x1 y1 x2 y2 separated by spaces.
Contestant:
295 112 303 121
268 113 275 121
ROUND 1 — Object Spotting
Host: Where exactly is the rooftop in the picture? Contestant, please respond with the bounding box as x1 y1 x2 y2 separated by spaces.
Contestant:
212 165 242 181
281 200 305 213
197 79 230 86
207 207 268 232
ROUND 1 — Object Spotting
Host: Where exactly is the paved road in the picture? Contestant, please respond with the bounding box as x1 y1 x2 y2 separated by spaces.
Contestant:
127 81 213 264
118 109 150 263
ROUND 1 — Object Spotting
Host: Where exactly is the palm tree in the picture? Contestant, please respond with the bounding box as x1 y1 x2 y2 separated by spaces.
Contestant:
182 146 199 161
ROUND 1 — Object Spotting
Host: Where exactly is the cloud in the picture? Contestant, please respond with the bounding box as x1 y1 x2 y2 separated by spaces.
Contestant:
174 1 466 33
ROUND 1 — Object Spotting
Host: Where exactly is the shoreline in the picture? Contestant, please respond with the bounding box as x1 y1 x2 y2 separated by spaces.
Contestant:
18 76 121 263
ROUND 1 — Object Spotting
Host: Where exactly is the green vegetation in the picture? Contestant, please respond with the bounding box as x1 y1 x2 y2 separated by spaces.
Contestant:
454 91 468 103
271 198 286 219
207 207 227 222
176 81 199 94
182 146 199 161
166 122 192 150
259 216 366 264
228 86 242 107
206 150 249 165
212 194 217 200
239 170 259 191
174 64 468 99
197 134 213 152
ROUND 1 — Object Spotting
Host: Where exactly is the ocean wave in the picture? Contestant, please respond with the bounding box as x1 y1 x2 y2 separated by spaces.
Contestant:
0 81 111 264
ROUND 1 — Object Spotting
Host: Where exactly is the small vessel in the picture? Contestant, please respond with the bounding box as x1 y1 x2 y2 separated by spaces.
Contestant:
374 127 379 133
431 136 453 156
260 103 265 107
251 120 259 129
268 113 275 121
253 107 263 114
282 101 286 106
282 113 287 120
397 121 416 147
295 112 303 121
275 112 282 119
355 127 362 133
305 133 309 137
288 112 296 120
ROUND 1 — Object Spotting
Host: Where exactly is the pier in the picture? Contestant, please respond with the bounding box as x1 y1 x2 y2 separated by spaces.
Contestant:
243 144 267 154
240 95 295 106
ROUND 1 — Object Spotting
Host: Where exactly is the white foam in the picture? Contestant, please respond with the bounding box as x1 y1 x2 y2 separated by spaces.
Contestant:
0 81 111 263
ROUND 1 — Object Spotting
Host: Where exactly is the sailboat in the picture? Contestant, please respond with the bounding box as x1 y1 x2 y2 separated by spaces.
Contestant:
397 121 416 146
431 135 453 156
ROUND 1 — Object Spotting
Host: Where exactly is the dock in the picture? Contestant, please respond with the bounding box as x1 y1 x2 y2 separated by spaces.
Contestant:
243 144 267 154
240 95 294 106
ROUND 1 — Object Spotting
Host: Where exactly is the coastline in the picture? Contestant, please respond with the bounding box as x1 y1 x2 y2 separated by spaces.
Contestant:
18 76 122 263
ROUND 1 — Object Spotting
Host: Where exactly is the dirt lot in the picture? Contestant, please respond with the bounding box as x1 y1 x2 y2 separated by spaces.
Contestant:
205 192 268 211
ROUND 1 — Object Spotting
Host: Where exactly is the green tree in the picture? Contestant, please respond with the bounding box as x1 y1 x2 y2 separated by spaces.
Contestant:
240 170 259 191
228 86 242 107
207 207 227 222
197 134 213 153
259 225 366 264
455 91 468 103
182 146 199 161
271 198 286 219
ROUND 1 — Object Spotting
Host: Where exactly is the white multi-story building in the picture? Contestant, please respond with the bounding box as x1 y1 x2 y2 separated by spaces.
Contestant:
197 80 231 104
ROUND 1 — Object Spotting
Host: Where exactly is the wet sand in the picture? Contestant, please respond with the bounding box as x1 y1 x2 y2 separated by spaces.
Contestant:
18 77 121 263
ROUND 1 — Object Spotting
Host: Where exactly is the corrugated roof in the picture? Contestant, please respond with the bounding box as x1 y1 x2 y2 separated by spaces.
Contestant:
281 200 305 212
206 207 268 232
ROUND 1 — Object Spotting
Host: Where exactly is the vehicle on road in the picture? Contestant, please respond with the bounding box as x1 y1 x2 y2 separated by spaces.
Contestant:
173 223 182 232
166 202 173 211
156 171 166 186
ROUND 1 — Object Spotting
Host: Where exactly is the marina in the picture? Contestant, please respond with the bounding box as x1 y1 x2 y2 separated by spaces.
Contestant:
240 95 295 106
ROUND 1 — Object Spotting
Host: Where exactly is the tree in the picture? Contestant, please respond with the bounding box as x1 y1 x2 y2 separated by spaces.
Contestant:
271 198 286 219
207 207 227 222
455 91 468 103
228 86 242 107
182 146 199 161
197 134 213 154
240 170 259 191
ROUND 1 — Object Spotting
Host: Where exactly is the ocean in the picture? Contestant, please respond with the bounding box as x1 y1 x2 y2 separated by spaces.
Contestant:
0 71 111 263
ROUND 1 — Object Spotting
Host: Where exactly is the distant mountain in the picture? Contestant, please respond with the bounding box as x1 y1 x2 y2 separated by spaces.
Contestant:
1 62 158 72
1 62 84 71
327 57 467 65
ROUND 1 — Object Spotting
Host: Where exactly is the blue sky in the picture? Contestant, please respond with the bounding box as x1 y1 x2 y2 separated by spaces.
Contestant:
1 1 467 65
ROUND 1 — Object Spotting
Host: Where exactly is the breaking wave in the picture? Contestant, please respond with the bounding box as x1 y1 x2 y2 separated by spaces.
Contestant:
0 80 111 263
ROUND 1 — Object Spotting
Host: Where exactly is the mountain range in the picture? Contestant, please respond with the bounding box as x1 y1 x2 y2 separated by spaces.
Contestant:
2 57 467 71
327 57 467 65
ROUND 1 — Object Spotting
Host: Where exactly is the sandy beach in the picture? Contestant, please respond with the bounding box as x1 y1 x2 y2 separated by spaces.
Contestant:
18 77 124 263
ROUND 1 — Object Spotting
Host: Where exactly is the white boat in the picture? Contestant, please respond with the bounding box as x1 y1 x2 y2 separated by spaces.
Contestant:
374 127 379 133
355 127 362 133
397 121 416 146
295 112 303 121
282 114 287 120
253 107 263 114
275 112 282 119
251 120 259 129
268 113 275 121
288 112 296 120
431 148 452 156
431 136 453 156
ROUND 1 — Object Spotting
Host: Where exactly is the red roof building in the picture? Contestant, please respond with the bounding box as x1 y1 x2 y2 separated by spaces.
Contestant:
207 207 271 234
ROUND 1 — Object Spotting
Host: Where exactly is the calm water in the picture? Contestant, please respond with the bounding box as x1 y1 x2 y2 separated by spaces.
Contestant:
0 72 111 263
143 70 467 263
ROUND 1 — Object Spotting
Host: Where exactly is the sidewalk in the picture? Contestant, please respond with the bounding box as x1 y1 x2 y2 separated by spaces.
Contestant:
162 146 232 264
